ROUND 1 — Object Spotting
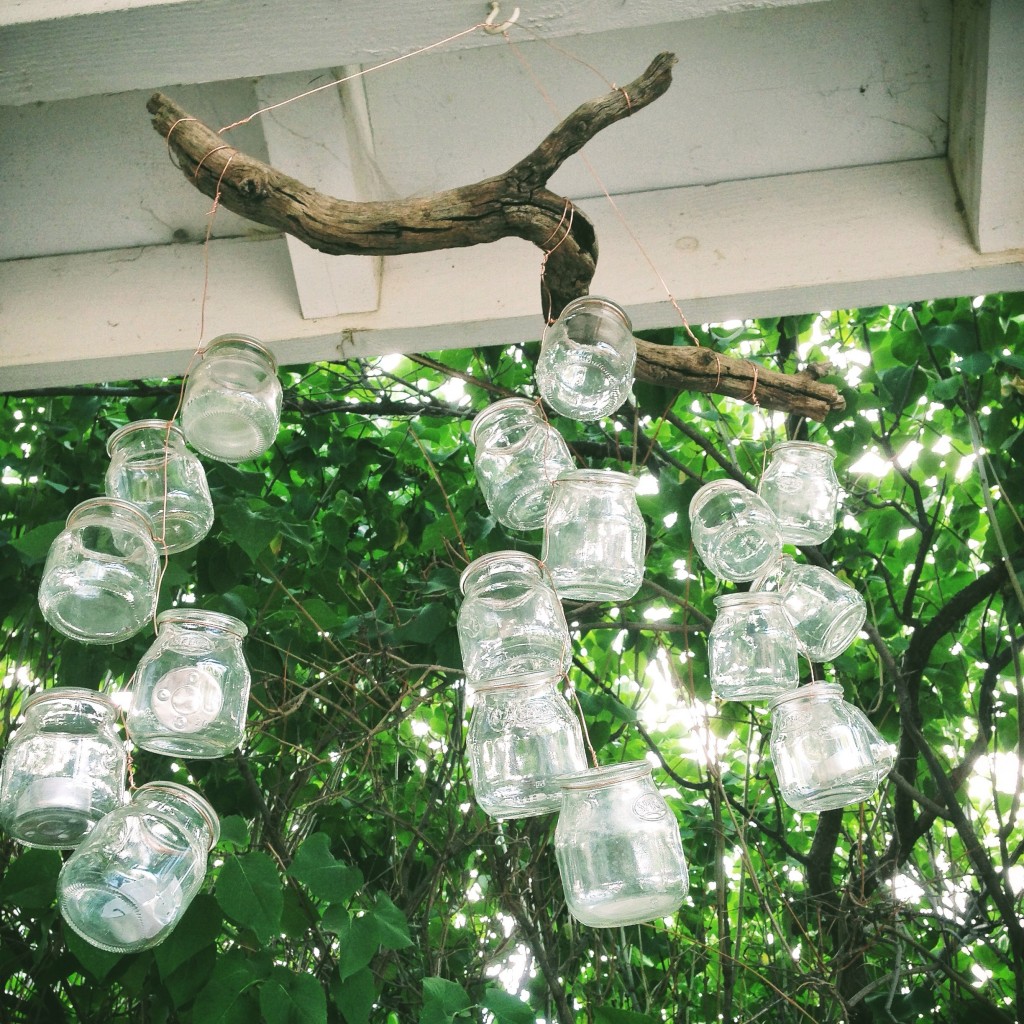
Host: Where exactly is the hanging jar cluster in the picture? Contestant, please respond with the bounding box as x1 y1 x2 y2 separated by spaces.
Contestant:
463 296 689 929
690 443 895 812
1 333 280 951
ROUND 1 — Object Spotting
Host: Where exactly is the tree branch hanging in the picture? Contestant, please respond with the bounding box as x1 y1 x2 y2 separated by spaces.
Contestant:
149 53 844 422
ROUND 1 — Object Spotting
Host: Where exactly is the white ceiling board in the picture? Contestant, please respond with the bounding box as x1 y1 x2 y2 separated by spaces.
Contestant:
0 0 830 106
4 158 1024 392
0 80 273 260
364 0 949 201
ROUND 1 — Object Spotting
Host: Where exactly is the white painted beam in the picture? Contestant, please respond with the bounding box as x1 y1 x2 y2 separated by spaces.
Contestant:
948 0 1024 253
3 159 1023 392
0 0 830 106
253 71 381 319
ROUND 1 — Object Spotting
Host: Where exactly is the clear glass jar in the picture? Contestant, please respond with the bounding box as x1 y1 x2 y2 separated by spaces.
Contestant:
768 684 896 812
554 761 689 928
0 688 126 850
180 334 282 463
125 610 251 759
470 398 575 531
542 469 645 601
58 781 220 953
105 419 215 555
689 479 781 583
38 497 161 644
758 441 840 545
458 552 570 687
467 675 588 819
535 296 636 421
751 555 866 662
708 593 800 702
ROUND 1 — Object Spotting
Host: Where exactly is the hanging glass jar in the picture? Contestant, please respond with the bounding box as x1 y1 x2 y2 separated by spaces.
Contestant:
751 555 866 662
466 675 588 819
542 469 645 601
58 781 220 953
180 334 283 463
688 479 781 583
0 688 126 850
458 552 570 687
758 441 840 545
38 497 161 644
708 593 800 702
768 683 896 812
105 419 215 555
535 296 636 421
125 610 251 759
554 761 689 928
470 398 575 531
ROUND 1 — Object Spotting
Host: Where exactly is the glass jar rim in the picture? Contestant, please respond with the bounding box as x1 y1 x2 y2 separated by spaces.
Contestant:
768 440 835 460
557 759 652 790
156 608 248 637
768 682 843 711
66 497 156 536
553 468 638 489
459 550 545 594
201 334 278 372
105 419 185 456
134 781 221 850
469 397 540 445
713 591 783 609
749 553 790 591
22 686 116 715
558 295 633 333
688 478 750 514
471 674 561 695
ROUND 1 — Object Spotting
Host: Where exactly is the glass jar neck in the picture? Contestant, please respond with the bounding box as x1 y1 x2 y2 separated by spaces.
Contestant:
470 399 540 447
769 682 843 714
554 469 638 493
66 497 154 536
713 592 783 611
769 441 835 466
156 609 248 639
23 688 116 727
558 760 651 791
106 419 185 457
558 295 633 336
203 334 277 372
460 552 546 595
132 782 220 850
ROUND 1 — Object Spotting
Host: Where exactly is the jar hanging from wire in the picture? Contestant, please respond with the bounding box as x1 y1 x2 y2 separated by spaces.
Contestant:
688 479 781 583
58 781 220 953
458 552 571 687
180 334 283 463
535 296 636 421
554 761 689 928
758 441 840 545
0 688 126 850
708 592 800 702
542 469 646 601
466 675 587 819
38 497 161 644
768 683 896 812
751 555 866 662
105 419 214 555
125 609 251 759
470 397 575 531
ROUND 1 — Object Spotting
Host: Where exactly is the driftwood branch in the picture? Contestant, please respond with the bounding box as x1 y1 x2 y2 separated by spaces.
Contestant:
149 53 845 421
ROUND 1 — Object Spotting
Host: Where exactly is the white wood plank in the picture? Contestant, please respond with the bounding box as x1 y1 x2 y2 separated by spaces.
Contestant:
3 159 1023 392
253 71 381 318
0 0 830 105
948 0 1024 253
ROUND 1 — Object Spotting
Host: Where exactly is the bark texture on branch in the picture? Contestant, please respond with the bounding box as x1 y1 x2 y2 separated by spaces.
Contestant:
149 53 845 421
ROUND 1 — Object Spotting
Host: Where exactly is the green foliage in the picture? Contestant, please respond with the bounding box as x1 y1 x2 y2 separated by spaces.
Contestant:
1 296 1023 1023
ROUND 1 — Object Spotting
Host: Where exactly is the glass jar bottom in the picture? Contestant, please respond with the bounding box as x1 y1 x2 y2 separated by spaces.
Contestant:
569 890 683 928
801 602 867 661
784 767 881 812
477 785 562 820
42 581 150 643
550 568 643 602
704 527 779 582
147 510 213 554
493 484 551 532
135 733 237 759
182 400 274 462
777 522 835 546
538 352 629 421
61 875 182 952
711 677 800 702
11 806 96 849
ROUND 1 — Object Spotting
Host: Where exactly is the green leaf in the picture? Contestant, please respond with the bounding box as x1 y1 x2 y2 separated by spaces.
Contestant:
594 1008 661 1024
216 815 252 850
927 375 961 402
420 977 472 1024
0 847 62 909
337 914 379 982
333 967 376 1024
289 832 362 905
219 499 282 563
194 952 260 1024
216 852 284 945
259 967 328 1024
64 928 124 981
957 350 992 375
392 602 450 646
8 521 64 564
372 893 412 950
482 989 534 1024
154 893 222 979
